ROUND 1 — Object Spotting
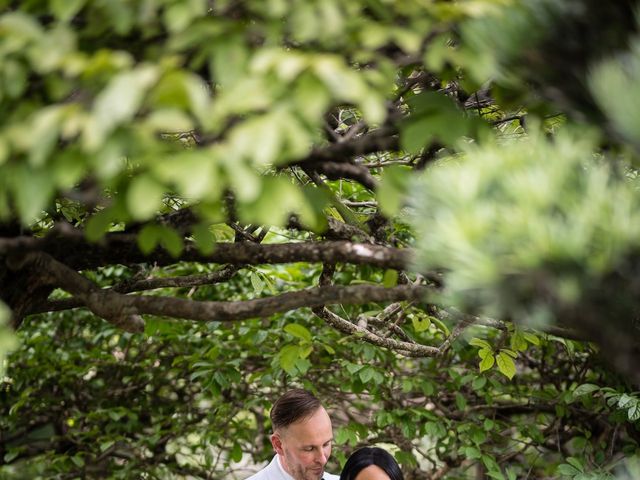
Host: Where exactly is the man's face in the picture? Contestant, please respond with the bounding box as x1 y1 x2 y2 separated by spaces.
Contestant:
271 406 333 480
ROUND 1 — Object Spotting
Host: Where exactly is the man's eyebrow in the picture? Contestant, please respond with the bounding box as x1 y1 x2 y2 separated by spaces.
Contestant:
302 438 334 447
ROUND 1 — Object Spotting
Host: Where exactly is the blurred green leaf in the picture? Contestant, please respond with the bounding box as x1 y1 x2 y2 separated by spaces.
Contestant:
127 175 165 221
284 324 312 342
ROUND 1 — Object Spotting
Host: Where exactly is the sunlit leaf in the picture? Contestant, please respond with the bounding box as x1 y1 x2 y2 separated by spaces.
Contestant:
496 351 517 379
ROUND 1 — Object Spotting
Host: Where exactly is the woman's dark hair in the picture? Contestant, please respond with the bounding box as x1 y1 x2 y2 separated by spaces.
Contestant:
270 388 322 431
340 447 404 480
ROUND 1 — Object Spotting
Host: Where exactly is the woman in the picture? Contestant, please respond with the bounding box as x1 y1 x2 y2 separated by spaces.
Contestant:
340 447 404 480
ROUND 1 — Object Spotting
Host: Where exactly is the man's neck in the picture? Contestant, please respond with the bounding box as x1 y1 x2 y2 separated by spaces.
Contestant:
275 454 295 480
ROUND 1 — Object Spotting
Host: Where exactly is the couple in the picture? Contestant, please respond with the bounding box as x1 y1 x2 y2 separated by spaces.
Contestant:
247 389 403 480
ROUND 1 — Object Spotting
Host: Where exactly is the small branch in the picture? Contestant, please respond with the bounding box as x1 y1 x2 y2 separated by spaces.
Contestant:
342 201 378 208
304 161 378 190
313 306 439 357
288 216 372 242
437 315 477 355
114 265 240 293
287 125 399 168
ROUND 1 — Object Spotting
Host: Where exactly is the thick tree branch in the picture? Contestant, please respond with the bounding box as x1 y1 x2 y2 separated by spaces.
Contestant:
6 237 412 271
39 284 430 324
6 251 144 333
29 265 242 314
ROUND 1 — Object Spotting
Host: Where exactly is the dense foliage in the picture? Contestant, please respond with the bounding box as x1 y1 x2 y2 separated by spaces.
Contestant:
3 0 640 479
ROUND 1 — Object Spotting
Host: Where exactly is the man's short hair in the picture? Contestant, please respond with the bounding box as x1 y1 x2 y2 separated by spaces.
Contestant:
270 388 322 431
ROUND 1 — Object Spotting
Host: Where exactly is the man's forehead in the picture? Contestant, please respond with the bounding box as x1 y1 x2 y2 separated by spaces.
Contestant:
281 408 332 441
298 434 334 446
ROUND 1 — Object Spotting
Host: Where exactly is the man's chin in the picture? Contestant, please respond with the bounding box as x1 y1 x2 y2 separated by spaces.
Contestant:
305 469 324 480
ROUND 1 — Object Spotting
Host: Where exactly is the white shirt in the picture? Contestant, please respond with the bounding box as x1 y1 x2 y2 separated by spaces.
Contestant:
245 455 339 480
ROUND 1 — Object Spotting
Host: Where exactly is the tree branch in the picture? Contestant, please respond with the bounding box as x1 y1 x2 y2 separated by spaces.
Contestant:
9 247 427 326
38 238 412 271
39 284 431 324
313 306 439 357
287 125 399 168
7 251 144 333
30 265 242 314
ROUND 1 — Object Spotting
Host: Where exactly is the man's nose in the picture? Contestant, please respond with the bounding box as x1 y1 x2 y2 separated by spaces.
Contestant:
315 449 327 465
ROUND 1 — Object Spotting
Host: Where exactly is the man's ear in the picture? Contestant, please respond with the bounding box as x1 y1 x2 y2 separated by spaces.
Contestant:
271 432 284 455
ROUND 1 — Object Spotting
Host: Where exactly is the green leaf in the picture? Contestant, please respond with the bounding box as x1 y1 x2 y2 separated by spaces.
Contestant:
618 393 634 409
510 329 528 352
472 376 487 390
500 348 518 358
284 323 312 342
127 175 166 221
486 472 505 480
138 225 161 255
322 343 336 355
50 0 86 22
210 34 249 89
496 351 517 380
481 454 501 474
408 91 453 114
469 338 492 350
230 442 243 463
483 419 495 431
628 402 640 421
411 315 431 333
346 363 363 375
4 450 19 463
8 165 54 223
85 65 159 150
0 301 18 377
137 225 183 257
377 165 411 217
28 106 63 167
522 332 540 345
191 223 216 255
100 440 115 452
162 0 206 33
159 227 184 258
566 457 584 473
557 464 581 477
250 272 265 293
463 446 482 460
572 383 600 398
400 93 471 154
237 177 304 227
479 351 495 372
279 345 301 375
430 317 450 335
359 366 375 383
382 269 399 288
85 208 116 242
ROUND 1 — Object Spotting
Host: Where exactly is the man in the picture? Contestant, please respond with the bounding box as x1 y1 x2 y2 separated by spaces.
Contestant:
247 388 340 480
